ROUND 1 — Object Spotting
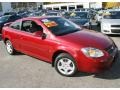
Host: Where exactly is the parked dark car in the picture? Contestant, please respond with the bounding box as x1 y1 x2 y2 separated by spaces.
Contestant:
62 11 71 19
17 12 28 18
28 11 42 17
0 15 21 33
4 12 16 15
17 11 31 18
68 11 90 28
43 12 61 16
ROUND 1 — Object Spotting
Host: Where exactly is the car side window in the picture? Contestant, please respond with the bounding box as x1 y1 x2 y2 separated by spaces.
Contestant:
10 21 21 30
21 20 43 33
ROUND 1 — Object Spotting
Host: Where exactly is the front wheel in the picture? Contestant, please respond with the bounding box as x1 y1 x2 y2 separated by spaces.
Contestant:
54 53 77 76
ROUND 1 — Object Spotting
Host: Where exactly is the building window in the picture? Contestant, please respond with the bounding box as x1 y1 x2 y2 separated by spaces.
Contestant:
46 7 52 10
69 5 75 10
61 6 67 10
53 7 59 10
77 5 83 9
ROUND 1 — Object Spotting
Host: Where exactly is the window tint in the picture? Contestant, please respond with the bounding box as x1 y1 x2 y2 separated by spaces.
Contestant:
21 20 43 33
10 21 21 30
41 17 80 36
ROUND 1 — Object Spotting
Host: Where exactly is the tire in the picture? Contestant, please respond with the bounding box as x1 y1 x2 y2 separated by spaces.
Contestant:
5 40 16 55
54 53 77 77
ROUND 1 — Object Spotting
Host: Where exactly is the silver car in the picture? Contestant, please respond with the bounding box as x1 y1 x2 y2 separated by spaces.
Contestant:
101 11 120 34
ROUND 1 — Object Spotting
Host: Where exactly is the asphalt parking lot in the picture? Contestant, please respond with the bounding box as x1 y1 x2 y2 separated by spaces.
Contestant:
0 34 120 88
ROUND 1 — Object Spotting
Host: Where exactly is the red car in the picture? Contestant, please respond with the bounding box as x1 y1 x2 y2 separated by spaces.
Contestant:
2 16 118 76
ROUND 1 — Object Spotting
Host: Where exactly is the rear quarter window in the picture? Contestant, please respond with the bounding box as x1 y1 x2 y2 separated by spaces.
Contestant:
10 21 21 30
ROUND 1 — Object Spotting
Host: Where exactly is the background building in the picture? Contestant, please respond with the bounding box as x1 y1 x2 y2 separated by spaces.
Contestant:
43 2 102 11
0 2 12 15
0 2 103 15
0 2 43 15
102 2 120 9
89 2 102 9
43 2 89 11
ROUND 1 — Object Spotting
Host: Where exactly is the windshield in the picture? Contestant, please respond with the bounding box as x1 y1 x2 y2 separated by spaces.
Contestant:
41 17 80 36
69 12 88 19
0 16 10 22
103 11 120 19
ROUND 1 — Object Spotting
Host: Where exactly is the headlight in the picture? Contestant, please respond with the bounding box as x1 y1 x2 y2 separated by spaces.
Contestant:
81 47 104 58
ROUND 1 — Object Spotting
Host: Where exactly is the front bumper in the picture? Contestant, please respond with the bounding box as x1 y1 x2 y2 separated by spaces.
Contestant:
101 29 120 34
76 46 118 73
101 24 120 34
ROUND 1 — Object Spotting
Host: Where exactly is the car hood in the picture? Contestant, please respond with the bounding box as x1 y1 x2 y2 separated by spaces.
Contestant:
69 18 89 25
58 30 113 50
102 19 120 24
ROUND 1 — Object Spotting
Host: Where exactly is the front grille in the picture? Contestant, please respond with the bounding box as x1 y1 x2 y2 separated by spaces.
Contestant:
111 25 120 27
111 29 120 33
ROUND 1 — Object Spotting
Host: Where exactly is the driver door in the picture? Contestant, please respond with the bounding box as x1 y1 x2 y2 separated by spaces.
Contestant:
19 20 51 61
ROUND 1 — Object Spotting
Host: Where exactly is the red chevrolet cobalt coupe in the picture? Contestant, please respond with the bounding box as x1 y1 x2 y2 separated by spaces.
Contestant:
2 16 118 76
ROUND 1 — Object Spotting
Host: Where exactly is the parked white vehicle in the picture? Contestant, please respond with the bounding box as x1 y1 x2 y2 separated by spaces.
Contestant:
101 11 120 34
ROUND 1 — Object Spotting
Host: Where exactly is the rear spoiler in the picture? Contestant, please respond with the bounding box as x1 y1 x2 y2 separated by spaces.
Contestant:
4 22 12 27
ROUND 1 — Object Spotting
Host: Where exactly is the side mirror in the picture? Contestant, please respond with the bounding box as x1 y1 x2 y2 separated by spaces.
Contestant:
34 31 47 39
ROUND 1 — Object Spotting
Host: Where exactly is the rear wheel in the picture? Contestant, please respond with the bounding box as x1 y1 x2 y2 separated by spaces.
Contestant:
54 53 77 76
5 40 16 55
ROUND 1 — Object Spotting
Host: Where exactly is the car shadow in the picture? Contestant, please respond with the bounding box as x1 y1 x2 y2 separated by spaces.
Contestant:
15 52 24 55
74 72 93 77
74 50 120 80
93 50 120 80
